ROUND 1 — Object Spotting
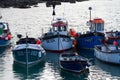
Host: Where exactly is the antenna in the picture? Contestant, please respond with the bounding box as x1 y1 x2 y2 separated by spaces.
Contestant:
88 7 92 21
25 32 28 79
88 7 93 32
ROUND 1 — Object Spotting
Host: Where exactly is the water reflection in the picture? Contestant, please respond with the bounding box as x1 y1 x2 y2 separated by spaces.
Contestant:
0 46 10 55
45 50 91 80
95 59 120 77
88 58 120 80
77 49 94 59
40 51 62 80
60 69 89 80
13 61 45 79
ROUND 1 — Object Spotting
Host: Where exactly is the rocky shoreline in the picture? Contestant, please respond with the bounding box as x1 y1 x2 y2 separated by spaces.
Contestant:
0 0 88 8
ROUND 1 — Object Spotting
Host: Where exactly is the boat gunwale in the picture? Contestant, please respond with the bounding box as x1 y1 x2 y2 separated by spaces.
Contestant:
95 45 120 54
59 59 88 73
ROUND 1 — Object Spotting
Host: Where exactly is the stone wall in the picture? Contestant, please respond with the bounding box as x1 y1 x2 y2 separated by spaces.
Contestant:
0 0 88 8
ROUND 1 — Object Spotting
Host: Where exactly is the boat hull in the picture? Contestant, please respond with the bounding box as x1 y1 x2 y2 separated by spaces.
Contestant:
12 44 46 67
94 45 120 64
59 53 89 73
0 39 10 47
77 33 104 49
107 38 120 45
42 35 72 52
60 61 88 73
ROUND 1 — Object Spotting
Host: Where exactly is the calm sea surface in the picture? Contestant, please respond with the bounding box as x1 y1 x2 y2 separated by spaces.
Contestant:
0 0 120 80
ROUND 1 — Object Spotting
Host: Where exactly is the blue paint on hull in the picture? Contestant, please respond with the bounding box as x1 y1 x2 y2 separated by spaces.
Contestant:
0 39 10 47
60 61 88 72
13 49 45 66
77 33 105 49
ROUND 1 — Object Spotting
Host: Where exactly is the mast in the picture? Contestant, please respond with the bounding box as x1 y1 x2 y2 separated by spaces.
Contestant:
52 4 56 20
26 33 28 78
88 7 95 32
89 7 92 21
0 10 2 19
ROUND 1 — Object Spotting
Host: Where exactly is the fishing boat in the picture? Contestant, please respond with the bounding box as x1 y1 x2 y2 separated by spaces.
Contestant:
59 53 90 73
0 18 12 47
12 34 46 67
41 18 73 52
41 4 73 53
94 44 120 65
76 7 105 49
105 31 120 45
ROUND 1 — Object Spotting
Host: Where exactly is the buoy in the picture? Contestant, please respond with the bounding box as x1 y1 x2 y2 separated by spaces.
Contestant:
5 34 11 40
36 39 41 44
69 28 78 38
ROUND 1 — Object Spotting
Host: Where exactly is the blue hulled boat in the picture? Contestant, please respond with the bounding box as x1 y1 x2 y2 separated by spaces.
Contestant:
0 22 12 47
59 53 89 73
12 35 46 67
77 7 105 49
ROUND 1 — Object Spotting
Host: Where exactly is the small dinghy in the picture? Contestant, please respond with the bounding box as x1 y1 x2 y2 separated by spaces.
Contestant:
94 44 120 65
59 53 90 73
12 34 46 67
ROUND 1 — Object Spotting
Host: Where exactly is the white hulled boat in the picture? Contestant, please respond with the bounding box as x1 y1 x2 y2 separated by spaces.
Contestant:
41 18 73 53
94 45 120 65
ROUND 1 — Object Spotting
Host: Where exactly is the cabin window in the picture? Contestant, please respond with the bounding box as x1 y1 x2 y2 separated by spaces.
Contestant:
101 23 104 30
58 26 62 31
0 24 5 29
53 27 58 31
63 26 67 31
96 23 102 31
90 23 95 32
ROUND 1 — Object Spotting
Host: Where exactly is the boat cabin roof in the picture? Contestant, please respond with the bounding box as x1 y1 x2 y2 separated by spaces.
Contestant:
0 22 9 30
51 18 68 27
16 38 37 44
91 18 104 23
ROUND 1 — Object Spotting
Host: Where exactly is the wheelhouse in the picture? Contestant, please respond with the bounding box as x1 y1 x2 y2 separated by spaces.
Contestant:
89 18 104 33
0 22 9 35
51 18 68 32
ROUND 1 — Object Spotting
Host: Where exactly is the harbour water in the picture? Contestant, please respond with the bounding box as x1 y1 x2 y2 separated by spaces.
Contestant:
0 0 120 80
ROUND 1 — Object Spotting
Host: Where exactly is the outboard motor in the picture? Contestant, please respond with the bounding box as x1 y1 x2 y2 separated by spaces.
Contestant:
17 34 22 39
